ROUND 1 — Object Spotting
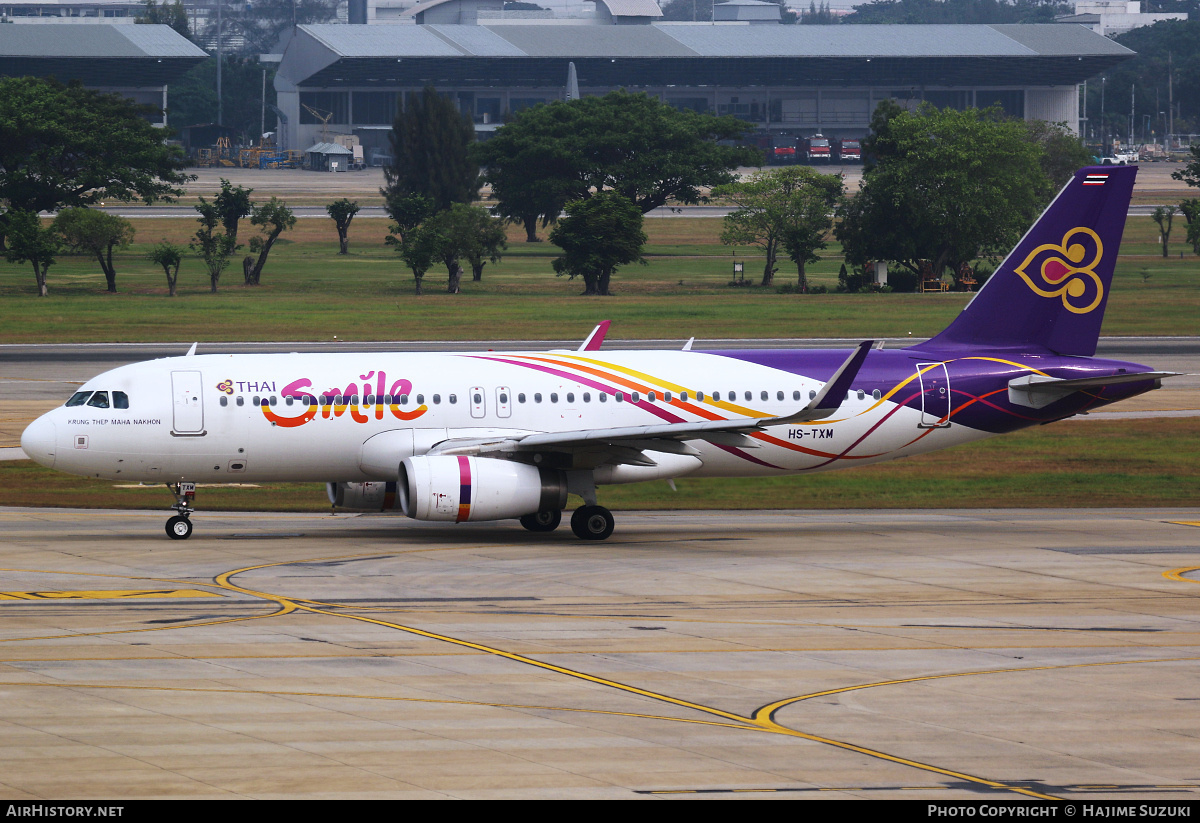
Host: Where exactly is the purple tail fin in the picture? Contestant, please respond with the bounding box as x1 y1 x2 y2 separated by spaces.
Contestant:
916 165 1136 357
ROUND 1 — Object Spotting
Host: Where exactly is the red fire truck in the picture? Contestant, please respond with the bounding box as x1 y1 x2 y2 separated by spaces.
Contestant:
835 138 862 162
805 134 832 163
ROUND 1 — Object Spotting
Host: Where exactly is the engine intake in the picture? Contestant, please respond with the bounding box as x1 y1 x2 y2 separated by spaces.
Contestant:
398 455 566 522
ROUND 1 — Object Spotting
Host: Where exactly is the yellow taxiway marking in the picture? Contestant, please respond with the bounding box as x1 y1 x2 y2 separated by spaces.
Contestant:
204 554 1066 800
1164 567 1200 585
0 589 220 601
1168 521 1200 528
751 656 1200 724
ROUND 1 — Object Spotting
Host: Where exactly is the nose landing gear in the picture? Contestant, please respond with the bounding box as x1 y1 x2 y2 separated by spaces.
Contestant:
165 482 196 540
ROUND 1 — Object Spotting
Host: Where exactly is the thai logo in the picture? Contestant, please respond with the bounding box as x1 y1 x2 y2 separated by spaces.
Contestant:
1013 227 1104 314
216 379 234 395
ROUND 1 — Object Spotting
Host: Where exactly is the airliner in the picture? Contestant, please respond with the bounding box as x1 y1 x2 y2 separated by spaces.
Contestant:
20 165 1176 540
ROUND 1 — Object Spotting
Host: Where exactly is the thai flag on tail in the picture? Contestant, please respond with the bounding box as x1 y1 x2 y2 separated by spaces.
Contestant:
1083 173 1109 186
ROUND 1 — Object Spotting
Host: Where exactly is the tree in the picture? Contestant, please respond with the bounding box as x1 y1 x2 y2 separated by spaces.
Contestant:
1180 198 1200 255
550 192 646 296
845 0 1071 24
53 208 136 293
382 86 479 215
385 193 435 295
135 0 191 40
327 198 360 254
5 211 59 298
475 91 759 242
660 0 715 20
836 102 1049 284
241 198 296 285
1174 144 1200 188
397 204 507 294
1024 120 1094 190
713 167 842 288
1152 205 1177 258
0 77 189 245
167 57 277 142
779 172 845 292
214 178 254 244
387 219 439 296
149 241 185 297
223 0 339 58
470 114 584 242
463 207 508 282
192 199 239 293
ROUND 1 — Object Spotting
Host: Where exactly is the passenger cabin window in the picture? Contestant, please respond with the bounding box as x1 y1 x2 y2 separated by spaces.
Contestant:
220 397 228 407
534 393 542 403
432 394 441 405
518 393 526 403
87 391 110 409
400 394 409 405
550 393 559 403
680 391 688 402
236 397 245 407
713 392 721 401
777 391 784 401
416 394 424 404
449 394 457 404
744 391 752 401
665 391 673 402
599 393 607 402
65 391 91 407
566 392 574 403
615 393 624 402
872 389 881 400
648 392 656 402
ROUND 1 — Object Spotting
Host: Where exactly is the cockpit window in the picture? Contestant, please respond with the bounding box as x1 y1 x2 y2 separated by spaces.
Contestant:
65 391 92 407
86 391 110 409
113 391 129 409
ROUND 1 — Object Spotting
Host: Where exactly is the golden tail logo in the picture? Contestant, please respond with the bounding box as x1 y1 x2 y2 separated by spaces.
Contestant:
1013 227 1104 314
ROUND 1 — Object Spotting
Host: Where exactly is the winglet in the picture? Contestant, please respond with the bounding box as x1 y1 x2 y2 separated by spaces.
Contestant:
682 337 694 351
579 321 611 352
764 340 873 425
185 342 198 357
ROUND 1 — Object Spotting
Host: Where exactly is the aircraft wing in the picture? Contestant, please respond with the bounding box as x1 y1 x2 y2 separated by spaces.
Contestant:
429 341 873 466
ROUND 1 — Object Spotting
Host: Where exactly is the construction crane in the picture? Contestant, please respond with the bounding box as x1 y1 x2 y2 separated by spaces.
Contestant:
302 103 334 144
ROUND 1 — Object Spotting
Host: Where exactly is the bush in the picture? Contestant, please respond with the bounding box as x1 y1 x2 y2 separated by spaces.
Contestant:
887 268 919 293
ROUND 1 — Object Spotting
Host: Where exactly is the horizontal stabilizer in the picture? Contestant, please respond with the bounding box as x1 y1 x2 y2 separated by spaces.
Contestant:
1008 371 1180 409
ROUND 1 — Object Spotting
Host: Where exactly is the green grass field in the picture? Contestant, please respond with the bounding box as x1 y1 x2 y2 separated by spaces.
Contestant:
0 215 1195 343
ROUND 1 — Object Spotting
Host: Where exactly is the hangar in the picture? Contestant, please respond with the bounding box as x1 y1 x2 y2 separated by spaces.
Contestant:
0 23 208 126
272 14 1135 158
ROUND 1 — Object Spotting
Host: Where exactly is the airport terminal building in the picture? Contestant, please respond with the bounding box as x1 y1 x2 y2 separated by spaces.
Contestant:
272 4 1135 160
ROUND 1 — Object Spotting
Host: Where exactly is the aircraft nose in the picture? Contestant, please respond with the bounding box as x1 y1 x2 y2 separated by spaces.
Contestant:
21 414 55 469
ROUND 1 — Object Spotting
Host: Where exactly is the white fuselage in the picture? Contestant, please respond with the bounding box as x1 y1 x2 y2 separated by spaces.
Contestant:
25 349 983 485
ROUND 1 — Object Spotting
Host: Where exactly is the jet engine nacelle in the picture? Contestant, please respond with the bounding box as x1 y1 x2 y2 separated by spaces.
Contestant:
326 480 403 512
398 455 567 522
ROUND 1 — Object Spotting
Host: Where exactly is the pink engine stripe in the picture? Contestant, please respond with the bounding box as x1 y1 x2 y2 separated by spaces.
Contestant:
456 455 471 522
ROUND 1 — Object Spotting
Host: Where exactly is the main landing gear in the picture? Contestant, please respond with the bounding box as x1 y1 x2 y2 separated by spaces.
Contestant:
518 505 616 540
165 482 196 540
570 505 615 541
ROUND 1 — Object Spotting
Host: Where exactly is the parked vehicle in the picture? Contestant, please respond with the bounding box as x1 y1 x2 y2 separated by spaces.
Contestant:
835 138 862 162
769 134 799 165
805 134 832 163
